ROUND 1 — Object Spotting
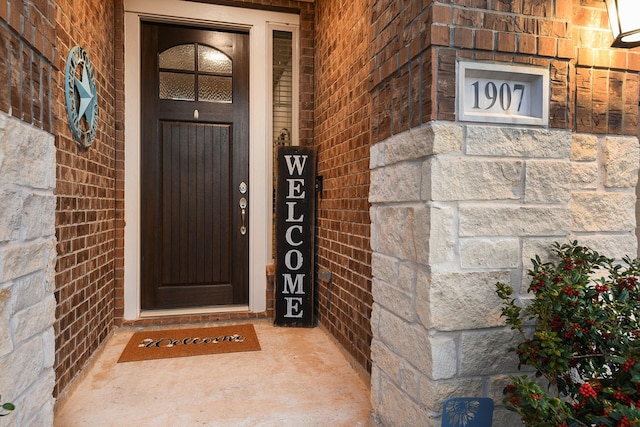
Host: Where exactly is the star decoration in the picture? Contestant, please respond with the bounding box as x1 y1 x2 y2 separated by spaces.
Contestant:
74 63 97 128
65 46 99 147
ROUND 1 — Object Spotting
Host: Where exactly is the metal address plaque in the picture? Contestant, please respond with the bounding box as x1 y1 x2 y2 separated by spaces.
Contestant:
457 60 549 126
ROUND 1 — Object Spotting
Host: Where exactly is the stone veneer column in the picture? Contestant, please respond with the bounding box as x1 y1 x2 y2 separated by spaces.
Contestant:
0 112 56 426
369 122 639 426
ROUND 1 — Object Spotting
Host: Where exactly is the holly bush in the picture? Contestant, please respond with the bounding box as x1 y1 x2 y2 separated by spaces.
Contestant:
496 241 640 427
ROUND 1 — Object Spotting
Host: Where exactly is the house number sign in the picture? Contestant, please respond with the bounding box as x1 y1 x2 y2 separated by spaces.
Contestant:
457 60 549 126
275 146 316 327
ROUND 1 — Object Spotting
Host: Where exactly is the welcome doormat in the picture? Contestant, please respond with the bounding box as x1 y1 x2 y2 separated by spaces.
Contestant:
117 324 261 363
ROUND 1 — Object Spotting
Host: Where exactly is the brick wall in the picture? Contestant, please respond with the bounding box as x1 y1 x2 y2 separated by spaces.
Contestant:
0 0 55 129
314 0 373 375
571 1 639 135
53 0 117 398
370 0 640 142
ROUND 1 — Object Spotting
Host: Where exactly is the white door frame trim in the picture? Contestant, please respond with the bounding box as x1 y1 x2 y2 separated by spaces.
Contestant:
123 0 299 319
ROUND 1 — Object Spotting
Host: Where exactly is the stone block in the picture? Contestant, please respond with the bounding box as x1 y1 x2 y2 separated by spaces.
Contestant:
431 157 523 201
522 238 559 268
567 234 638 261
604 136 639 188
421 271 511 331
384 123 463 165
466 126 572 158
0 337 44 398
428 122 464 155
371 303 381 337
370 142 384 169
45 239 56 293
369 161 422 203
428 204 456 265
571 133 598 161
460 238 520 269
372 278 415 322
421 159 432 201
525 160 571 203
418 377 484 413
12 272 47 313
0 190 21 242
371 253 416 295
371 252 399 284
397 262 417 295
15 369 54 427
459 205 571 237
571 162 597 190
371 338 402 385
1 240 51 282
371 365 382 408
12 295 55 343
571 192 636 232
430 334 457 380
415 267 432 329
493 407 525 426
0 284 13 357
22 194 56 240
1 118 55 189
413 206 431 265
378 308 432 375
375 205 429 262
42 327 55 369
399 365 419 399
377 374 431 427
460 328 521 376
370 207 378 252
384 129 426 165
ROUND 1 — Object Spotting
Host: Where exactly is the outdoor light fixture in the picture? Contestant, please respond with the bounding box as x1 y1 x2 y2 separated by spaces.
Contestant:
605 0 640 48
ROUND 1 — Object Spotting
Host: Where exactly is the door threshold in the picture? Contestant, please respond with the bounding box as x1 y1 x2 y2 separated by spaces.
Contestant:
139 305 250 318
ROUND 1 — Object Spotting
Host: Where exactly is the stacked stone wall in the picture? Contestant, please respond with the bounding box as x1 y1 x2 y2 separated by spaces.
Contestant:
0 1 57 424
368 0 640 424
369 122 639 425
0 113 56 426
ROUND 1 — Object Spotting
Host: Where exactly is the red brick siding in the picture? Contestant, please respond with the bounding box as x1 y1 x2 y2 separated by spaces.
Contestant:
315 0 373 374
0 0 55 130
370 0 640 143
572 0 640 135
53 0 117 398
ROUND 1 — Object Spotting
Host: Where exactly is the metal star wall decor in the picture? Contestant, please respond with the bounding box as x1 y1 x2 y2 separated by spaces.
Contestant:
65 46 98 148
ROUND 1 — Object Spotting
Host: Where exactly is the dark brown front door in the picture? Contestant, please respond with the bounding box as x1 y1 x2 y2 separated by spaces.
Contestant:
140 22 249 310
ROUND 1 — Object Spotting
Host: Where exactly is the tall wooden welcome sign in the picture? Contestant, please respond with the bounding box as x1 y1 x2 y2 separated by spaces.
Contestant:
275 146 316 327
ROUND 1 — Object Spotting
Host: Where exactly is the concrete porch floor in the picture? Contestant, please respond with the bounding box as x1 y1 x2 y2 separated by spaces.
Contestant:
54 320 372 427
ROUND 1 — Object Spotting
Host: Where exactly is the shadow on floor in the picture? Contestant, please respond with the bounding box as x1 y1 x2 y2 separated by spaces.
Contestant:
54 320 372 427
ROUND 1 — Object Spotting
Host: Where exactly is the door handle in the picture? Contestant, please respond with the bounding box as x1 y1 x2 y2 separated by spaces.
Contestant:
239 197 247 235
